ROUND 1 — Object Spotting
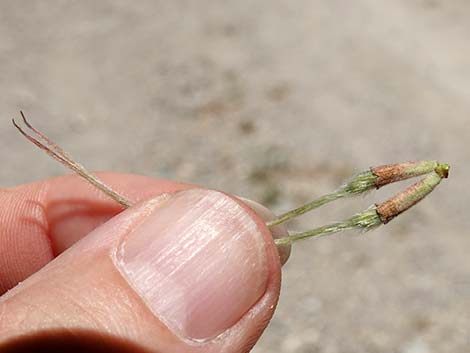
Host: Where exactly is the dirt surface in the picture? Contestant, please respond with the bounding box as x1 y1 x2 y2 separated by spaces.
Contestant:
1 1 469 352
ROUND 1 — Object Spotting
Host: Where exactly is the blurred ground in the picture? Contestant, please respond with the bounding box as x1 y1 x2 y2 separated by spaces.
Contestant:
1 1 469 352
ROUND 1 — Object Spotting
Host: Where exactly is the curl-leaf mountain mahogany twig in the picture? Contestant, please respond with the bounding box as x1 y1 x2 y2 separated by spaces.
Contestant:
12 112 449 245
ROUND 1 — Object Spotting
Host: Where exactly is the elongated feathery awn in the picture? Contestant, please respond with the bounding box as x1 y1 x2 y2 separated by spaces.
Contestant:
12 112 449 247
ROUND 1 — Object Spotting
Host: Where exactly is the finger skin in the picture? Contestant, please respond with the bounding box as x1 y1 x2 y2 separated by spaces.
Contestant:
0 172 193 294
0 190 282 353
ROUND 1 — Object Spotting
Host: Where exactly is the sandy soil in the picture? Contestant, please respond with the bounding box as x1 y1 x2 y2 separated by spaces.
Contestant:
1 1 469 352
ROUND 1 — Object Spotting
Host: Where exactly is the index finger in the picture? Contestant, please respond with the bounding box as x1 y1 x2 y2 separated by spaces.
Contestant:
0 172 193 294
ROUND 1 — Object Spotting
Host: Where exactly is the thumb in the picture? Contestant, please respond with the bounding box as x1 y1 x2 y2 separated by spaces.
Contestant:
0 189 286 353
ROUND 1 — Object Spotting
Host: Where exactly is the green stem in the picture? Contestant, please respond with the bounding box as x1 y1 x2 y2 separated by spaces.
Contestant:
274 208 381 246
267 170 377 227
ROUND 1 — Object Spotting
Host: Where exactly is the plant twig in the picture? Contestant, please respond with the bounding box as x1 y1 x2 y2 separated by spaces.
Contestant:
13 112 449 246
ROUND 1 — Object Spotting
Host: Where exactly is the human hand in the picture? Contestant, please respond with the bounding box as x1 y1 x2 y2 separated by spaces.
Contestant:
0 173 288 353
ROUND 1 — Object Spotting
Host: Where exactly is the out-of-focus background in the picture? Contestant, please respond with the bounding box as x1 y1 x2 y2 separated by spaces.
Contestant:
1 1 469 352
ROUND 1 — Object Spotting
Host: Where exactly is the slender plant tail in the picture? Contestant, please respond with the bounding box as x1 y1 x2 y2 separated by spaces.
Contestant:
274 165 449 246
13 112 133 208
267 160 444 227
13 112 449 247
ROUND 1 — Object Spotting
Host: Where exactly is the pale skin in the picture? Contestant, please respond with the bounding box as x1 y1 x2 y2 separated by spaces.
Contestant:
0 172 287 353
2 113 448 352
